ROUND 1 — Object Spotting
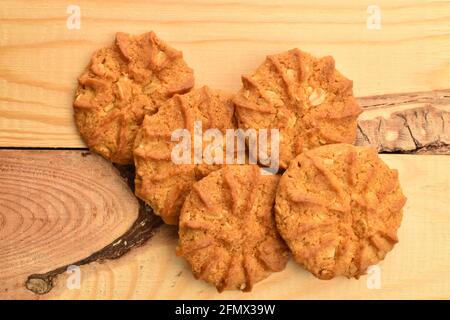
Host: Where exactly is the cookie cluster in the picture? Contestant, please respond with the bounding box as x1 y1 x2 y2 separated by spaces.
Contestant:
74 32 406 292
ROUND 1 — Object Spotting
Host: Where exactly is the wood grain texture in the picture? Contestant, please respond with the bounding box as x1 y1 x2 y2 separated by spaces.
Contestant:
1 0 450 147
1 152 449 299
24 163 162 296
0 150 140 299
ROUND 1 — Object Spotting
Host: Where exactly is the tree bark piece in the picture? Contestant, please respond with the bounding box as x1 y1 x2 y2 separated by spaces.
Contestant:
0 150 158 298
355 89 450 154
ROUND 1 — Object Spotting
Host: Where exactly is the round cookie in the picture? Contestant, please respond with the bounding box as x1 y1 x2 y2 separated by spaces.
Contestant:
177 165 289 292
233 48 363 169
73 31 194 164
134 86 235 225
275 144 406 280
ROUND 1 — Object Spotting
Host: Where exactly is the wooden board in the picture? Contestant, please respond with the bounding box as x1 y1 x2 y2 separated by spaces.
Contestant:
0 152 449 300
0 0 449 300
1 0 450 147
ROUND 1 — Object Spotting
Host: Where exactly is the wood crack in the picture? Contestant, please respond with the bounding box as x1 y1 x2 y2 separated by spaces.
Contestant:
355 89 450 154
397 113 421 149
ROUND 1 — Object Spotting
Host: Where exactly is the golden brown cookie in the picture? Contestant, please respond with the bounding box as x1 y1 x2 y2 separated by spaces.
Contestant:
177 165 289 292
275 143 406 280
233 49 363 169
134 86 235 225
73 31 194 164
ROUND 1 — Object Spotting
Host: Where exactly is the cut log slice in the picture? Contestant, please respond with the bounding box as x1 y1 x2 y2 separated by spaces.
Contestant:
0 151 141 298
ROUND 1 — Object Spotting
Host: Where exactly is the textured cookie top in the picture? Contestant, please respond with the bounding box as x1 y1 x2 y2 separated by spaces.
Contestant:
134 86 235 225
275 144 406 279
233 49 363 169
177 165 289 292
74 31 194 164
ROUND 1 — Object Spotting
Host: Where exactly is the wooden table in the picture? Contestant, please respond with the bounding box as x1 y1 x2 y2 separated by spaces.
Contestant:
0 0 449 299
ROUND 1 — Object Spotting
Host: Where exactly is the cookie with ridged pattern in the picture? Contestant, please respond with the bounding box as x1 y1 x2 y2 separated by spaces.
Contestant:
134 86 235 225
177 165 289 292
233 49 363 169
275 143 406 279
74 31 194 164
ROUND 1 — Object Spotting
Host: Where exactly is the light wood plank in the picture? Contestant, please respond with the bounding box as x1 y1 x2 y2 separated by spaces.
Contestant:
1 0 450 147
48 155 450 300
2 153 448 299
